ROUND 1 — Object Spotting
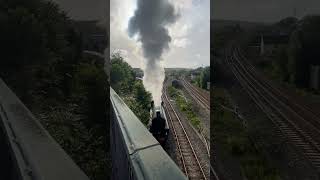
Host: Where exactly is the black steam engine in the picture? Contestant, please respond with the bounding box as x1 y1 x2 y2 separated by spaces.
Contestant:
148 101 169 146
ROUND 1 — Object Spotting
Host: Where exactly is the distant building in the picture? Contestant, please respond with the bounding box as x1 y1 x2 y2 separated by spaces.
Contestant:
190 71 200 80
249 32 289 56
191 74 195 80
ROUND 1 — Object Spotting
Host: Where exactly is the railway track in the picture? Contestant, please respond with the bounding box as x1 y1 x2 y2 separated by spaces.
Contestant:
227 47 320 171
163 89 207 180
181 78 210 110
181 78 211 158
235 47 320 130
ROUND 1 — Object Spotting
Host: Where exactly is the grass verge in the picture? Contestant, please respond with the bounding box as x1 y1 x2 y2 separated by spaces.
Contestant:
213 88 281 180
168 85 201 131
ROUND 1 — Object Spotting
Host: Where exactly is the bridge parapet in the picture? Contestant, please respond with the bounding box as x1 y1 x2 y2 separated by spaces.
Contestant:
110 88 187 180
0 79 89 180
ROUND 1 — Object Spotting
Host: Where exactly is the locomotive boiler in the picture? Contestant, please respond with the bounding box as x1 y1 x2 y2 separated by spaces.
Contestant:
148 101 169 146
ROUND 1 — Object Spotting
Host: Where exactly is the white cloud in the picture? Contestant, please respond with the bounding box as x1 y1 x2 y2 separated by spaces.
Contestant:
173 38 191 48
110 0 143 67
169 0 193 11
169 23 190 38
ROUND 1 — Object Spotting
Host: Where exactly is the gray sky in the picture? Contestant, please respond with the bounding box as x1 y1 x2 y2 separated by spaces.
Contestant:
110 0 210 68
212 0 320 22
52 0 107 21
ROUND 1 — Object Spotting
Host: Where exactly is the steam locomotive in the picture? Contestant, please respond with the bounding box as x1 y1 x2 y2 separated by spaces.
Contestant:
148 101 169 146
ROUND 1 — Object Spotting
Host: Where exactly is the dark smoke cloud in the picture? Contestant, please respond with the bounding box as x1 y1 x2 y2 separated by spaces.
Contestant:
128 0 178 105
128 0 179 61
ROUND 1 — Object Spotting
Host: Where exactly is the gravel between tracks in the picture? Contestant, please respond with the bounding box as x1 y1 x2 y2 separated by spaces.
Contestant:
227 77 319 180
180 84 210 144
164 79 210 179
168 90 210 178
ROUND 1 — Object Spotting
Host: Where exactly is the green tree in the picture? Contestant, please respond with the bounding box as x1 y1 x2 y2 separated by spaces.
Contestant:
110 53 135 93
288 15 320 87
133 81 151 109
200 67 210 89
73 63 108 126
0 0 109 179
110 53 152 125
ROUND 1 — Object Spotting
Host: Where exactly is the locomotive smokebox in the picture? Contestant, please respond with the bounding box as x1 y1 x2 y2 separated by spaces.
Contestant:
148 100 169 147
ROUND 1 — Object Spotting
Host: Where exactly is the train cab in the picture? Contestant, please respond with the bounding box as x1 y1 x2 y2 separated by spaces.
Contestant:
148 101 169 146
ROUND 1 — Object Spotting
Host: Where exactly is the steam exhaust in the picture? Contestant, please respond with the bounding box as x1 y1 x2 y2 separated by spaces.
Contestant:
128 0 178 106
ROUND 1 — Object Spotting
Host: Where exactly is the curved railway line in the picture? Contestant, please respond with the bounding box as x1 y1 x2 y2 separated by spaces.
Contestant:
163 89 207 180
181 78 210 110
181 78 211 156
227 47 320 171
235 48 320 129
179 77 220 179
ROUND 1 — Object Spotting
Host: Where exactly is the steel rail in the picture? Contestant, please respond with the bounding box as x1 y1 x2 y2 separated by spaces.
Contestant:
163 95 189 177
200 132 210 159
183 78 210 104
235 47 320 129
181 78 211 156
181 78 210 110
110 88 187 180
227 49 320 169
179 78 218 179
182 78 210 108
232 49 320 145
231 53 320 141
163 89 207 180
182 78 210 105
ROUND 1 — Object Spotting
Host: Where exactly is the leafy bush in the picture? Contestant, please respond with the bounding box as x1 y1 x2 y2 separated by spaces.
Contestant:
73 63 108 126
0 0 110 179
110 53 152 125
0 0 82 104
170 86 201 130
268 15 320 88
213 88 281 180
192 66 210 90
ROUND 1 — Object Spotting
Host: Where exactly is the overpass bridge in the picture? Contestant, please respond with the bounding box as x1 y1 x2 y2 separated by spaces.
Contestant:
110 88 187 179
0 78 89 180
0 77 187 180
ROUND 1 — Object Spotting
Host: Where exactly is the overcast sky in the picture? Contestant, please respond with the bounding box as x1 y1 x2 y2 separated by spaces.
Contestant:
52 0 106 21
110 0 210 69
212 0 320 22
50 0 320 68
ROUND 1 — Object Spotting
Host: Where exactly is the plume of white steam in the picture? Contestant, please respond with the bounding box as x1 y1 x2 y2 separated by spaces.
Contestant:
143 60 165 106
128 0 178 106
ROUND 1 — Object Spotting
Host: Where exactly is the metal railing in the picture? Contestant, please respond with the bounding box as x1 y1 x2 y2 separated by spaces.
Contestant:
110 88 187 180
0 79 89 180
